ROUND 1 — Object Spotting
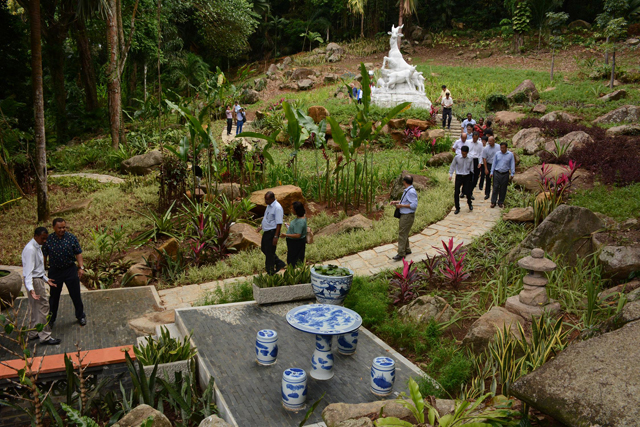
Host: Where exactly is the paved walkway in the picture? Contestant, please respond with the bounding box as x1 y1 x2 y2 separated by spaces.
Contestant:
158 186 502 309
49 173 125 184
436 113 462 139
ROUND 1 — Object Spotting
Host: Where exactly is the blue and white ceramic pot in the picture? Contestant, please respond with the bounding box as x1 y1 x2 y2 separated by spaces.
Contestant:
310 334 334 380
255 329 278 366
310 267 354 306
281 368 307 411
370 357 395 396
337 330 359 355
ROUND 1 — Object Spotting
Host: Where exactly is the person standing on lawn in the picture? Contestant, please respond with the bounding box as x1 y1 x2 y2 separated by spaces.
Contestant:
441 92 453 130
482 136 500 200
391 175 418 261
449 145 474 215
490 142 516 208
281 201 307 267
43 218 86 328
257 191 286 275
22 227 61 345
468 131 484 195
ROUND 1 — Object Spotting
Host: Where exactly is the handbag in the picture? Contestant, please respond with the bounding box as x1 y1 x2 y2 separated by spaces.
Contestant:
306 227 314 244
394 188 406 219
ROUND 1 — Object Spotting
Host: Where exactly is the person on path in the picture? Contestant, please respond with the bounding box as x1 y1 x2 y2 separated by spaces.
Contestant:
22 227 61 345
465 124 474 141
357 87 363 104
391 175 418 261
474 118 485 138
449 145 474 215
490 142 516 208
435 85 451 103
257 191 286 275
452 133 469 156
484 119 493 136
225 106 233 136
468 131 484 195
236 108 246 135
441 92 453 130
461 113 476 131
233 101 241 125
43 218 86 328
281 201 307 267
482 136 500 201
479 135 488 191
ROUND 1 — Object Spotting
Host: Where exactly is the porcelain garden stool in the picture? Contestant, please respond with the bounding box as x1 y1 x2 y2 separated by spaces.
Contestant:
281 368 308 411
255 329 278 366
370 356 395 396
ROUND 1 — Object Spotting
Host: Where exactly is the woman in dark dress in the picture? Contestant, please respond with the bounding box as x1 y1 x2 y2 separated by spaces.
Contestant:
281 201 307 267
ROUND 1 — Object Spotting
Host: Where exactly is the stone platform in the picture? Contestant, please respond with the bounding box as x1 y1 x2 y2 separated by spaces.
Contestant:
175 301 428 427
371 90 432 110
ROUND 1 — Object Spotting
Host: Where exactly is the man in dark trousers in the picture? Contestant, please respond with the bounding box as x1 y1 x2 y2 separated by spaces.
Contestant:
43 218 86 327
482 136 500 201
490 142 516 208
256 191 286 275
449 145 474 215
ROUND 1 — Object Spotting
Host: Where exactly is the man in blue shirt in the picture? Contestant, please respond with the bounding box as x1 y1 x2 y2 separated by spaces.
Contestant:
391 176 418 261
256 191 286 275
490 142 516 208
43 218 86 327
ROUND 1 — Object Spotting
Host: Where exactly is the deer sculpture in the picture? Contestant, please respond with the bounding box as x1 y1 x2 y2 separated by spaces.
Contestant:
379 24 425 93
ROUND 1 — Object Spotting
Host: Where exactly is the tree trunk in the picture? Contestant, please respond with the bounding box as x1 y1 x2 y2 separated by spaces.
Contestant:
46 42 68 143
128 60 137 106
604 36 609 65
30 0 49 221
143 60 148 101
106 0 124 149
610 48 615 89
360 13 364 38
75 20 98 112
550 51 555 80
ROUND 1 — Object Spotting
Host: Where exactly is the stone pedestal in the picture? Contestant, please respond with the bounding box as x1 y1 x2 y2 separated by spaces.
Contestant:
371 90 432 110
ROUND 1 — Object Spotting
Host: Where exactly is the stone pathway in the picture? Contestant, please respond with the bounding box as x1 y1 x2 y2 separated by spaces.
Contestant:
49 173 125 184
436 113 462 139
221 121 253 148
158 186 501 309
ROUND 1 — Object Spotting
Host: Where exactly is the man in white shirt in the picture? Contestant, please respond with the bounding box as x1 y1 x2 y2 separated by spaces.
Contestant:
256 191 286 275
449 145 474 214
435 85 451 103
461 113 476 131
441 92 453 130
21 227 60 345
482 136 500 200
467 131 484 197
451 133 469 155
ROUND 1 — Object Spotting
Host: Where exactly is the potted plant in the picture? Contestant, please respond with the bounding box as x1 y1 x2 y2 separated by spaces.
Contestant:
252 264 315 305
135 326 197 380
310 264 354 305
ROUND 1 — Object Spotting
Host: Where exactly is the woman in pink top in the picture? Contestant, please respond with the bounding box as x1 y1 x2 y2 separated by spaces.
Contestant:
226 106 233 135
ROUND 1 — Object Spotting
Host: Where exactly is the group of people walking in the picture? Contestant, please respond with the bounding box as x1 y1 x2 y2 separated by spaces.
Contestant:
226 101 247 136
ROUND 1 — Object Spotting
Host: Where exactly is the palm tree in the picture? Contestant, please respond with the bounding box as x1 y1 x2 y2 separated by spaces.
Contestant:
169 52 210 98
348 0 367 38
398 0 417 28
267 14 288 57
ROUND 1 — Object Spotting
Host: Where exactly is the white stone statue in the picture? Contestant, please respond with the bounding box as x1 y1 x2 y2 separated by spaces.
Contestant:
371 25 432 110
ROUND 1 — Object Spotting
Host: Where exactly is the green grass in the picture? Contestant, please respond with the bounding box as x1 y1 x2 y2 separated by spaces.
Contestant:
569 183 640 221
196 280 254 306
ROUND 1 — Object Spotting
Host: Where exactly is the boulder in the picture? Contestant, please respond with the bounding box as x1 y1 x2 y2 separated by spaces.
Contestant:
0 270 23 308
599 89 626 102
512 127 547 155
157 237 179 260
113 404 171 427
507 79 539 102
494 111 525 124
282 56 292 68
389 171 431 199
326 43 345 62
291 67 314 81
250 185 306 216
510 320 640 427
599 246 640 280
308 106 329 124
324 73 339 83
513 164 588 193
398 295 456 323
532 104 547 114
593 105 640 124
462 307 525 353
267 64 278 74
410 26 425 41
279 82 297 91
568 19 592 30
316 214 373 238
254 78 267 92
229 223 262 251
508 205 603 265
503 206 534 222
387 118 406 129
427 128 445 139
122 150 163 175
323 400 415 427
390 130 404 143
406 119 429 130
240 88 260 104
122 247 155 265
124 263 153 287
545 131 593 154
605 124 640 137
211 182 243 200
199 415 233 427
336 419 373 427
297 79 314 90
539 111 578 123
428 151 454 167
598 279 640 301
52 198 92 216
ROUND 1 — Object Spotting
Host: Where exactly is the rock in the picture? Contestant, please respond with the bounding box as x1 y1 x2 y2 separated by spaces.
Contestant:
199 415 233 427
539 111 578 123
291 68 314 81
157 238 179 260
267 64 278 74
493 111 525 124
513 164 588 193
593 105 640 125
435 399 455 416
507 79 539 102
568 19 592 30
400 39 414 54
279 82 297 91
52 198 92 216
241 88 260 104
599 89 627 101
326 43 345 62
511 320 640 427
113 404 171 427
406 119 429 130
410 26 424 41
322 401 415 427
390 130 404 143
627 37 640 45
599 246 640 280
250 185 306 216
125 263 153 287
254 78 267 92
476 50 492 59
628 287 640 302
122 150 163 175
297 79 314 90
545 131 593 154
463 307 525 353
336 419 373 427
503 207 534 222
387 118 406 129
598 280 640 300
428 151 454 166
128 310 175 336
427 128 445 139
605 124 640 137
389 171 431 199
316 214 373 238
282 56 292 68
532 104 547 114
512 127 547 155
398 295 456 323
509 205 603 265
229 223 262 251
122 247 155 265
210 182 243 199
308 106 329 124
324 73 339 83
0 269 23 308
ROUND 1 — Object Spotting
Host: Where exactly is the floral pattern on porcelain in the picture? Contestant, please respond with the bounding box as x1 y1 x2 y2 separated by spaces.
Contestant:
286 304 362 335
256 329 278 366
311 267 354 305
371 357 395 396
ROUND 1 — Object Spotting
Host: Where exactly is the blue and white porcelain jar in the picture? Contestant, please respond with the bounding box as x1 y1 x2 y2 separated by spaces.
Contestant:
255 329 278 366
370 357 395 396
311 267 354 305
337 330 359 355
281 368 307 411
310 334 334 380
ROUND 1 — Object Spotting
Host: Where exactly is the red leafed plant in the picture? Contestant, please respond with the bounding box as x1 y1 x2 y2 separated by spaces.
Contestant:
433 238 470 289
535 161 580 224
391 258 423 305
403 127 422 144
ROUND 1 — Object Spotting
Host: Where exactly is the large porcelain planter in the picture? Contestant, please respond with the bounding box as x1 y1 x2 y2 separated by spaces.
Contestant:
310 267 354 306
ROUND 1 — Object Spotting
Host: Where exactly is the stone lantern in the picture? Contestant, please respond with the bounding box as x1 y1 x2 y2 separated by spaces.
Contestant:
506 248 561 319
